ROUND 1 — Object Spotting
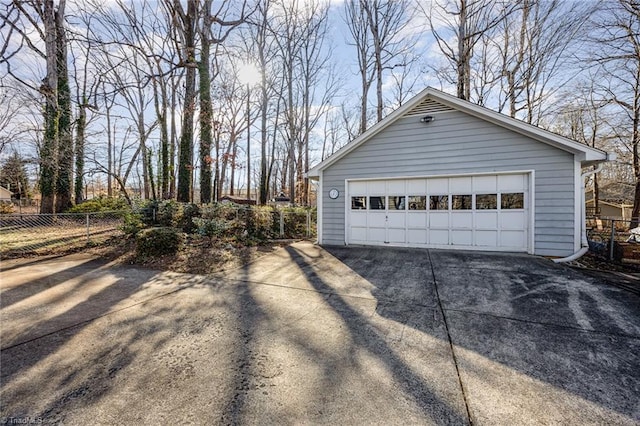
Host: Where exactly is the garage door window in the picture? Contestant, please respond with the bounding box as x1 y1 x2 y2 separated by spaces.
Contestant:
501 193 524 209
389 196 406 210
452 195 472 210
408 196 426 210
370 196 386 210
476 194 497 210
430 195 448 210
351 196 366 210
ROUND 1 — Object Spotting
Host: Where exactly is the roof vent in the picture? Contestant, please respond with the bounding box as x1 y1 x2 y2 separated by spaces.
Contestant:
404 97 454 117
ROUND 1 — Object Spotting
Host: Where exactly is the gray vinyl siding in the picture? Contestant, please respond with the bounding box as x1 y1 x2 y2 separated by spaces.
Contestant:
321 110 576 257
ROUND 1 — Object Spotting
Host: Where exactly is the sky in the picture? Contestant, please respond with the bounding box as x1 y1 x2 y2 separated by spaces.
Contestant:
1 0 606 196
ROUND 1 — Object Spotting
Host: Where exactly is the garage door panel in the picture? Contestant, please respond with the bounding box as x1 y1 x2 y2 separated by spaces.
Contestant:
368 213 387 227
501 230 526 248
473 175 497 192
451 212 473 228
476 212 498 229
387 213 405 227
501 211 525 229
427 178 449 193
406 179 427 194
408 229 428 244
367 227 386 243
450 176 472 193
350 227 367 242
367 180 386 194
476 230 498 247
351 211 367 223
498 174 526 192
350 181 367 194
452 230 473 245
408 213 427 227
430 212 449 228
387 229 406 244
386 180 405 193
430 229 449 245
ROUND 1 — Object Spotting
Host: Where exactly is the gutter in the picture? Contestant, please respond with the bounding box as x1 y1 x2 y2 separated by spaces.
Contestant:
553 160 607 264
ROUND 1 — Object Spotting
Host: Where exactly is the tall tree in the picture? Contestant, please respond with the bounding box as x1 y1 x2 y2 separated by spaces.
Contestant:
2 0 71 212
344 0 375 134
54 2 73 211
169 0 197 202
198 0 247 203
361 0 412 123
422 0 515 101
0 151 30 199
199 0 214 203
589 0 640 227
489 0 594 124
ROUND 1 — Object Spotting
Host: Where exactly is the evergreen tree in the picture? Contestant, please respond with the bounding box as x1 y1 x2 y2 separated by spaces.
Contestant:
0 152 30 200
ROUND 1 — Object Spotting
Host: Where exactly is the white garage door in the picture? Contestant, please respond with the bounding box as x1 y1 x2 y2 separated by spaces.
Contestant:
347 174 530 252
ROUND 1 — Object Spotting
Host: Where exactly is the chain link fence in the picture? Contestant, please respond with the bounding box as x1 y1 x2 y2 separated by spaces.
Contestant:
587 217 640 264
0 203 317 258
138 203 317 240
0 211 126 257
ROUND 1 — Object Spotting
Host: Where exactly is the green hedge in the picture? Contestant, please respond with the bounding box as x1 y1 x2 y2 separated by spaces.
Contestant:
67 196 129 213
126 201 315 252
135 227 183 257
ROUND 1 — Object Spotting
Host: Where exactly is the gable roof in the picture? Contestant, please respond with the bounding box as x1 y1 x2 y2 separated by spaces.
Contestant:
308 87 610 177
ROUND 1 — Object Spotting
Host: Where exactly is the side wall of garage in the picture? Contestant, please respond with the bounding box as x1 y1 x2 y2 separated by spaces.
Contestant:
321 109 575 257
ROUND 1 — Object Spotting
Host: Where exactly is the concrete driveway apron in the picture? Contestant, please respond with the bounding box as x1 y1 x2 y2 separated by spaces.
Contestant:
1 242 638 425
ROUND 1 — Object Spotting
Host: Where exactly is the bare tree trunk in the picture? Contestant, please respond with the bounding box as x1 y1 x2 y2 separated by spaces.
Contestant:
198 0 213 204
230 140 237 196
54 2 73 212
457 0 468 100
176 0 197 202
74 103 86 204
345 0 373 134
170 74 179 199
39 0 60 213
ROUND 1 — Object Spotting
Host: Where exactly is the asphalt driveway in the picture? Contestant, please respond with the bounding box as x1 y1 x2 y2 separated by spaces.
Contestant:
1 242 639 425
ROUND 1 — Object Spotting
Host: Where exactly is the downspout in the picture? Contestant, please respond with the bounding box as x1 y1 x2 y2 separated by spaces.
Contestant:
553 162 604 263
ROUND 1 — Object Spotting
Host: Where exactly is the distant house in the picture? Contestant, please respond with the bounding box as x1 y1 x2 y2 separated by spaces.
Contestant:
0 186 13 202
586 182 635 220
308 87 611 258
220 195 256 206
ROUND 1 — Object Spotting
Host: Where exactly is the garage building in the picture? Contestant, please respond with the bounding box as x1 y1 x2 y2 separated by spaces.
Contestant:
307 87 611 257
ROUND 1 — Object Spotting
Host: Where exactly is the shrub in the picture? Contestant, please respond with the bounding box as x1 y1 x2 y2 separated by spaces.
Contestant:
237 206 274 243
156 200 180 227
121 212 145 237
0 201 14 214
178 203 201 233
135 227 182 257
193 217 229 242
67 196 129 213
133 199 159 225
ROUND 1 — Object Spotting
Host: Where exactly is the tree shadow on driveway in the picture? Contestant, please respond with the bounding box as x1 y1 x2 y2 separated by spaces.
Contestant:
322 244 640 424
284 245 471 424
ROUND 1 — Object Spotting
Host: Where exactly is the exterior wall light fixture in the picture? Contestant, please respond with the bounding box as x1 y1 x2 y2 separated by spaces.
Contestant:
420 115 435 123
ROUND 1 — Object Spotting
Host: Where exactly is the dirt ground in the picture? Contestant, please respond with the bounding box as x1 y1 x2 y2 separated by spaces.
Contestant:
82 235 291 275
